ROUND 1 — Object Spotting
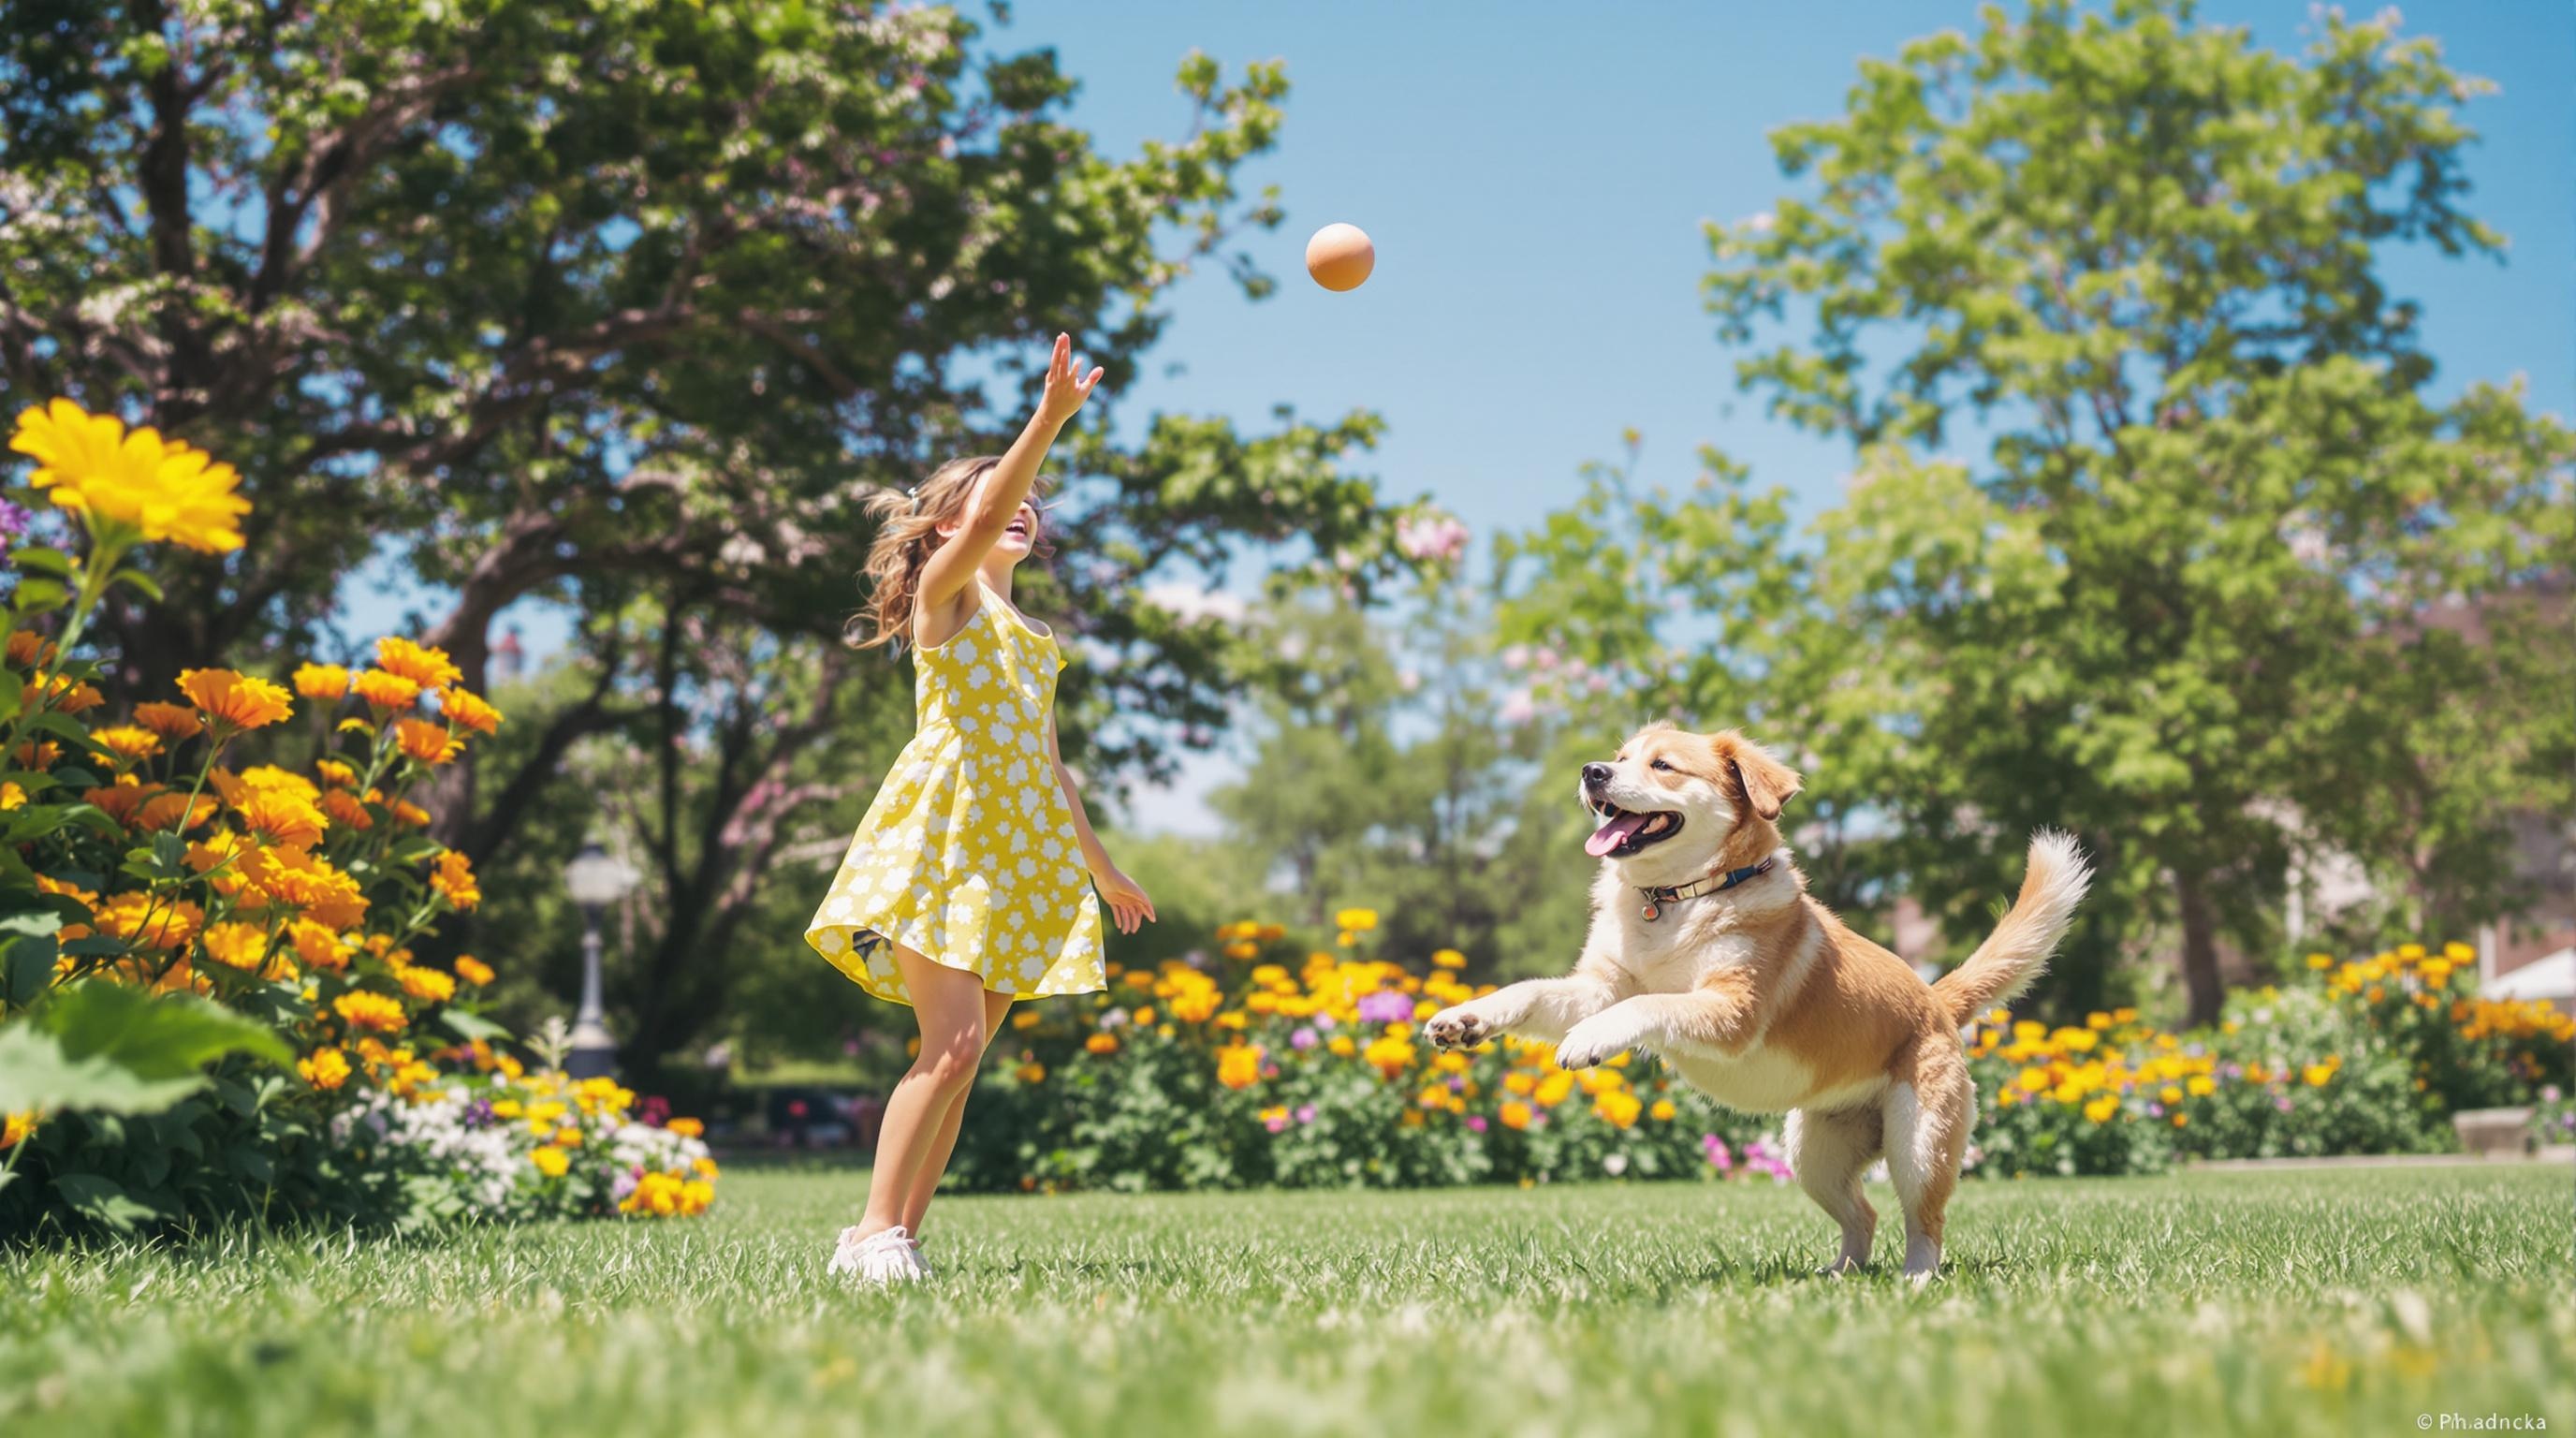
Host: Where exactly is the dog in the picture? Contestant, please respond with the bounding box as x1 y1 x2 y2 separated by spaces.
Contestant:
1426 723 2089 1282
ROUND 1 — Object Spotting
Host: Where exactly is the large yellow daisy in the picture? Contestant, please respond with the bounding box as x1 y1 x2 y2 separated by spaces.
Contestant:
8 399 249 553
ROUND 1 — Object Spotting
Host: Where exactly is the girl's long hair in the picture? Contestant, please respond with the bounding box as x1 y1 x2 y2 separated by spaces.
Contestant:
848 455 1052 651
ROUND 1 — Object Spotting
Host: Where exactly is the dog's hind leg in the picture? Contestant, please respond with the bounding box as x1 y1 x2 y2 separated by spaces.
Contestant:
1883 1040 1973 1285
1785 1104 1881 1275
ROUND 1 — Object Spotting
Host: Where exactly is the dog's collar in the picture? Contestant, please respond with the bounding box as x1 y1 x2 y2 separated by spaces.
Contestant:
1638 858 1776 922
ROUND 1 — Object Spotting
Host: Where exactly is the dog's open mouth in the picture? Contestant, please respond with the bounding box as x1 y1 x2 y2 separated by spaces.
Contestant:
1586 804 1682 858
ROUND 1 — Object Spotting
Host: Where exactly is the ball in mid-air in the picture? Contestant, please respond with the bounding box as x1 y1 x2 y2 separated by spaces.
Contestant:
1304 223 1375 292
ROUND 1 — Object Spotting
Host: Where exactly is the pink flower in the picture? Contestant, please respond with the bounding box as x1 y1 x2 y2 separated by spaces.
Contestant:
1702 1134 1734 1172
1395 512 1471 565
1466 1115 1487 1133
1295 1105 1316 1125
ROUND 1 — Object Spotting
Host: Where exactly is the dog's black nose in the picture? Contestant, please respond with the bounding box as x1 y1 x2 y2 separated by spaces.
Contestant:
1581 762 1612 787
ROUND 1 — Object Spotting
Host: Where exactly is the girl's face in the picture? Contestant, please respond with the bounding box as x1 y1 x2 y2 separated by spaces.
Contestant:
936 496 1042 565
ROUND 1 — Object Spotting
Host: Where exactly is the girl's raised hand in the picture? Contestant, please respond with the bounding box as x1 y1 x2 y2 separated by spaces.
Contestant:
1035 332 1105 428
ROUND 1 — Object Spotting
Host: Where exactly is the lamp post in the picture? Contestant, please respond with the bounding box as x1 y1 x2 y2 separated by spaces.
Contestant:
564 841 639 1079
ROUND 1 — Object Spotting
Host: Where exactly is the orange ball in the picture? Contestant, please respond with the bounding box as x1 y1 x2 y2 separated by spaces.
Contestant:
1304 223 1375 292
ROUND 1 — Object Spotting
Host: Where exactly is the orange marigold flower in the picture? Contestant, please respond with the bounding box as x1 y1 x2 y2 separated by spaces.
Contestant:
5 628 48 667
392 800 432 829
430 848 481 911
24 672 105 714
179 668 293 731
136 791 217 831
373 637 462 690
454 955 495 986
90 726 163 763
83 780 160 827
349 669 421 712
92 893 204 951
16 741 59 769
434 686 503 735
292 663 350 700
236 787 328 849
131 703 203 740
393 717 461 765
331 990 406 1034
314 758 358 788
665 1117 705 1138
321 787 373 831
246 844 367 930
286 917 351 973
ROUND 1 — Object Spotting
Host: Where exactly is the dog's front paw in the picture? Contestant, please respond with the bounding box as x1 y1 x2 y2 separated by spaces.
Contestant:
1552 1016 1637 1071
1425 1004 1498 1051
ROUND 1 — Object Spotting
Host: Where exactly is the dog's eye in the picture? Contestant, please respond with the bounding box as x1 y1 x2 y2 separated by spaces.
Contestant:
1650 758 1672 771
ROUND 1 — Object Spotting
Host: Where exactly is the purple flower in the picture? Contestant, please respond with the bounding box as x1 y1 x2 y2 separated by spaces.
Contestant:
2146 1102 2165 1118
2275 1095 2295 1113
1356 990 1414 1024
611 1167 641 1201
1466 1115 1487 1133
1295 1105 1316 1125
1447 1076 1465 1093
461 1099 495 1129
1290 1027 1319 1050
1313 1012 1338 1031
0 499 29 546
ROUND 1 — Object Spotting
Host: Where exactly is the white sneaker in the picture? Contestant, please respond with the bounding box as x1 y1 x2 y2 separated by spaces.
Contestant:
827 1225 926 1284
908 1234 935 1280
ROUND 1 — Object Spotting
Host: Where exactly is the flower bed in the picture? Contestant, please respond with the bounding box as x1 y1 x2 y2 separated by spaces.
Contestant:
0 401 715 1238
960 915 2574 1191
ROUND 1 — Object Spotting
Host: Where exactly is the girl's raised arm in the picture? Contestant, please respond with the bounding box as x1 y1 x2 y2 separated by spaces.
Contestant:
915 332 1102 616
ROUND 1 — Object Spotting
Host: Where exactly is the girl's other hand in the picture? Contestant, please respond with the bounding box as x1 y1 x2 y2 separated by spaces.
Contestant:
1035 332 1105 429
1093 867 1157 936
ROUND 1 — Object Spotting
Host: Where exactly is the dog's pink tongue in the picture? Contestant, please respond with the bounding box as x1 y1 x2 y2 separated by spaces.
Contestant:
1586 813 1649 858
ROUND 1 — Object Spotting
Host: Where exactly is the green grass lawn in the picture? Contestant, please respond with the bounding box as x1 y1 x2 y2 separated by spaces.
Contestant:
5 1163 2569 1436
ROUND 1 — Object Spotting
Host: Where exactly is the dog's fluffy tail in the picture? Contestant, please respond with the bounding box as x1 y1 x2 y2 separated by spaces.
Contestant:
1930 830 2091 1028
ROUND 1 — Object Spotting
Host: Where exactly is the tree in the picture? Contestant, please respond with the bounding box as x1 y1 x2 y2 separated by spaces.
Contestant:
1683 0 2573 1024
0 0 1417 858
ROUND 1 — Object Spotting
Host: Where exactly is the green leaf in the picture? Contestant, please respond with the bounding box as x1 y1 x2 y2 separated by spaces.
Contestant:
4 932 59 1006
110 568 165 604
441 1008 510 1043
50 1172 161 1234
11 578 68 614
9 547 72 579
38 980 293 1080
0 1025 205 1116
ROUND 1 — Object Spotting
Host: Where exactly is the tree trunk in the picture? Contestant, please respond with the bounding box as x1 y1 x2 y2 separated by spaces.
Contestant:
2174 867 2225 1029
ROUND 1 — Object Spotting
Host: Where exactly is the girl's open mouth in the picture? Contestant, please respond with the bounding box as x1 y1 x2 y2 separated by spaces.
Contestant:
1586 804 1682 858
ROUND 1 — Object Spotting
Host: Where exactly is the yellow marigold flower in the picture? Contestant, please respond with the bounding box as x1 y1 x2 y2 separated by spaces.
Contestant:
394 717 461 765
1594 1090 1643 1128
666 1117 705 1138
1335 907 1379 932
200 920 273 973
455 955 495 987
349 669 421 712
396 964 456 1004
2305 952 2334 971
374 637 463 690
2016 1066 2051 1093
298 1047 352 1091
332 990 406 1034
430 849 480 911
3 1109 38 1149
531 1146 570 1178
1502 1071 1535 1096
2186 1074 2217 1097
435 686 503 736
1498 1100 1533 1131
1217 1044 1264 1089
1086 1033 1120 1055
2159 1085 2183 1105
0 782 22 811
312 758 358 788
1431 948 1467 969
551 1125 583 1148
237 787 328 849
91 731 161 768
1326 1034 1356 1057
2084 1095 2120 1123
293 663 350 700
1016 1062 1046 1084
2086 1011 2112 1030
8 398 249 552
1649 1098 1677 1122
93 893 203 951
1132 1006 1155 1026
132 703 203 740
2302 1064 2334 1088
1533 1071 1575 1108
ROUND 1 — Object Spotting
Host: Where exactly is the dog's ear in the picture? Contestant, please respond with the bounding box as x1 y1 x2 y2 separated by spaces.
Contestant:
1714 731 1801 822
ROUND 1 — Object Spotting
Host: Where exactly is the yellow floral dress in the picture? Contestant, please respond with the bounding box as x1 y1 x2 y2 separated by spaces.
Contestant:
806 581 1106 1005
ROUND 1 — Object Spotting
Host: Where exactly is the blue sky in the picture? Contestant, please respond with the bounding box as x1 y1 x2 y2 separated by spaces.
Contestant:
345 0 2574 834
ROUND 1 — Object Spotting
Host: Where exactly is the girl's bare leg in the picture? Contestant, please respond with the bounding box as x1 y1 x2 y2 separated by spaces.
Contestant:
900 990 1015 1235
853 946 989 1239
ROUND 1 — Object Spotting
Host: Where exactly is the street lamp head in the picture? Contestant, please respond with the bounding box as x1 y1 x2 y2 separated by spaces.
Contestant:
565 841 638 911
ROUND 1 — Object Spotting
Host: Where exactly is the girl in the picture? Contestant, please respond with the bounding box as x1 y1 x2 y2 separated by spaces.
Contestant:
810 334 1157 1284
